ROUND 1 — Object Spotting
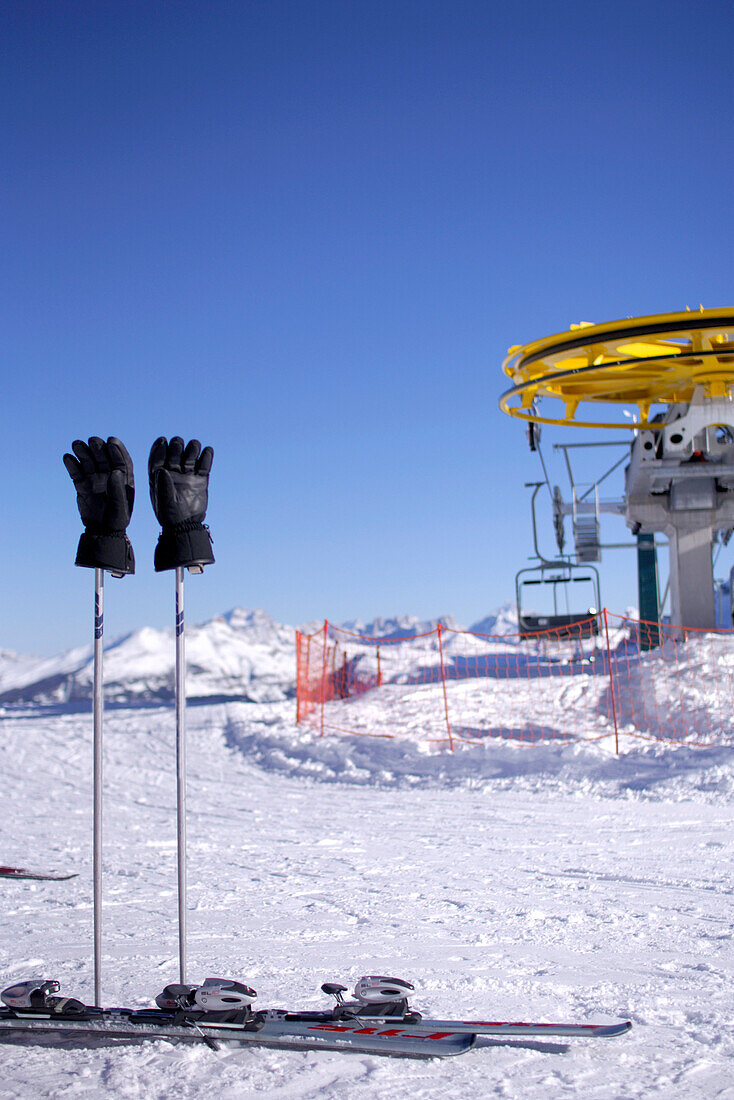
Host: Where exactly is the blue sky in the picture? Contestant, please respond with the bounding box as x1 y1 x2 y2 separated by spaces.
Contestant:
2 0 733 652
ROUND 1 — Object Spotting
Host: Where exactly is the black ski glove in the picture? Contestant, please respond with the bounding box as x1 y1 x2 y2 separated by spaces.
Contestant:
148 436 214 572
63 436 135 575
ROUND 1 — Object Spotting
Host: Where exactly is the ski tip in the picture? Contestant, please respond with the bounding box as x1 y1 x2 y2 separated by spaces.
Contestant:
0 868 79 881
593 1020 632 1037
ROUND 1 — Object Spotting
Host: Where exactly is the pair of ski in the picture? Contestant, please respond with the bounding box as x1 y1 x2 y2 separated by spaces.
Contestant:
0 1009 632 1059
0 976 631 1058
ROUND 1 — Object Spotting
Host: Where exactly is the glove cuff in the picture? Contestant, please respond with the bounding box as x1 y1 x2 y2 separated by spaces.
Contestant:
154 522 215 572
76 531 135 575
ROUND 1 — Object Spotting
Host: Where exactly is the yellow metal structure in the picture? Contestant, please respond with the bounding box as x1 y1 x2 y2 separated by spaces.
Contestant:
500 309 734 429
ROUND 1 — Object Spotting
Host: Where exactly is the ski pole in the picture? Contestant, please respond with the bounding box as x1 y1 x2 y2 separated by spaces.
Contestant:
92 567 104 1006
64 436 136 1008
175 565 188 985
148 436 214 987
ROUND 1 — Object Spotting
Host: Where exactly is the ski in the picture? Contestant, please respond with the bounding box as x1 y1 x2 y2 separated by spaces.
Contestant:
0 1008 475 1058
391 1018 632 1039
316 976 631 1040
0 976 631 1059
0 867 78 882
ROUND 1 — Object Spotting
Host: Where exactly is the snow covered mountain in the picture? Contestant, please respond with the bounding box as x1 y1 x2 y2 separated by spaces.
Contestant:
468 602 519 636
338 603 523 641
337 613 460 639
0 644 93 702
0 609 296 707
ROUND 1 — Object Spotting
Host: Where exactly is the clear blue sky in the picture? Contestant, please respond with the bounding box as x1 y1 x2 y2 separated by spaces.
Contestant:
2 0 733 653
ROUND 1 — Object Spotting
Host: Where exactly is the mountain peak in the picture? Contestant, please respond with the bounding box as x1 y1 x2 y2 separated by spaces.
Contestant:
336 614 460 639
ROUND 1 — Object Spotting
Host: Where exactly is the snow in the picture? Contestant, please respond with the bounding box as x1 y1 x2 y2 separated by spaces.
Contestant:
0 607 733 1097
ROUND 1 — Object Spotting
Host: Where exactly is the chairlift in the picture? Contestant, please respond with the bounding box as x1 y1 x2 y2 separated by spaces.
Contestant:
515 562 601 640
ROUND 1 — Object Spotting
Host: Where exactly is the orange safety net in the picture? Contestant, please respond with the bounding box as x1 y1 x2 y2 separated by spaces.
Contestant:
295 612 734 750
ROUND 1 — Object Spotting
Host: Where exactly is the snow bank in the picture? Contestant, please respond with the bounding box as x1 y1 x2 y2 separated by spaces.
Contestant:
223 699 734 803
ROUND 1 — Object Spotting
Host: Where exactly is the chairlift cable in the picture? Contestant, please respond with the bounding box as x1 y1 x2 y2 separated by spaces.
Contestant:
534 434 554 502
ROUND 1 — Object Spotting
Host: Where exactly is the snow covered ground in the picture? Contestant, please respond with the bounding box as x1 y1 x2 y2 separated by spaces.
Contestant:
0 613 733 1097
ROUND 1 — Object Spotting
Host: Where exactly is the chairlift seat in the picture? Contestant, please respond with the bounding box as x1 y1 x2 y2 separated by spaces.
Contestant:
516 562 601 641
518 612 599 640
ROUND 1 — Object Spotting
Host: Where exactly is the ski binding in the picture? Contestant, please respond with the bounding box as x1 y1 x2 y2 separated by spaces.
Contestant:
155 978 257 1015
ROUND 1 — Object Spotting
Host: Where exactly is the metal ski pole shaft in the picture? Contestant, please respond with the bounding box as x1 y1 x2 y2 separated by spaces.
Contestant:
175 566 188 985
92 568 104 1006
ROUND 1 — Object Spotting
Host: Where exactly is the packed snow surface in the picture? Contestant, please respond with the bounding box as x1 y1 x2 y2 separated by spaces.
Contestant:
0 608 732 1098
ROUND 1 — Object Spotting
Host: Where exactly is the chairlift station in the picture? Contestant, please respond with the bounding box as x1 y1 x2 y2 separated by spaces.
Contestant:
500 309 734 631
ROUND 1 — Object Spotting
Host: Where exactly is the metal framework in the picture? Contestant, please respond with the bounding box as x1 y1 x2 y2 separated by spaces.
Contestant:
514 481 602 638
500 310 734 629
500 309 734 429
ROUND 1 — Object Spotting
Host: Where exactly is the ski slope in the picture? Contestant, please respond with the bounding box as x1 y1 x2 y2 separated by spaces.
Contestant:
0 612 732 1097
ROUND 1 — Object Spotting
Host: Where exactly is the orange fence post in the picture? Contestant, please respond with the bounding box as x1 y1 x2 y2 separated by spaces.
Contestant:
296 630 315 724
319 620 329 737
295 631 302 723
436 623 454 752
603 608 620 754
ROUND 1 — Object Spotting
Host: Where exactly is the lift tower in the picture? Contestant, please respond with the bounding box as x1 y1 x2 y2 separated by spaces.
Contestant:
499 309 734 630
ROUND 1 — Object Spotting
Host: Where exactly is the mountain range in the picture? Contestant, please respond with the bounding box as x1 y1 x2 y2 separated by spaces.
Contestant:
0 605 521 708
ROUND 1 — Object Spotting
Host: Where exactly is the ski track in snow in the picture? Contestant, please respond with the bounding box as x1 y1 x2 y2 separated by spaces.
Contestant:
0 695 733 1098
